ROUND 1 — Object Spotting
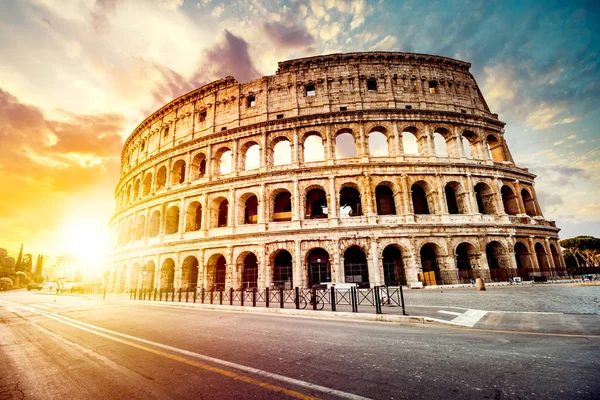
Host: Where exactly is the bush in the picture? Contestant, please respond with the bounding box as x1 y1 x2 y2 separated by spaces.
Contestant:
0 277 14 291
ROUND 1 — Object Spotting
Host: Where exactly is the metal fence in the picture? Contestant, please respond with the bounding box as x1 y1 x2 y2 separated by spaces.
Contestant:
129 285 407 315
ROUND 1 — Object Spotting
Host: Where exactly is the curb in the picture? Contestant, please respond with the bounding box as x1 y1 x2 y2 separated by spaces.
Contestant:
129 299 456 326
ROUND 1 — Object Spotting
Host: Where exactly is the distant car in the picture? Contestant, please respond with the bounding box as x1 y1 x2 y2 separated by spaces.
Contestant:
582 274 597 281
27 283 43 291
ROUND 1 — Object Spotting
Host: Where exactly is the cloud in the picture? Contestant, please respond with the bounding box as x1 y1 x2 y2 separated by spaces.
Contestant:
372 35 398 51
263 20 315 48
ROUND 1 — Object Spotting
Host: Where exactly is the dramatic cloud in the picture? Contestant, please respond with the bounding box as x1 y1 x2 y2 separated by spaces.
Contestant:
263 20 315 48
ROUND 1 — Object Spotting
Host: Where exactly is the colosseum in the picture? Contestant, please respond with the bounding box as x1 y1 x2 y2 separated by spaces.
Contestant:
107 51 566 294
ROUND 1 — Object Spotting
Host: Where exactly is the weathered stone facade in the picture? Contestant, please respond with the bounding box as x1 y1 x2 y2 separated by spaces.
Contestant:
107 52 565 293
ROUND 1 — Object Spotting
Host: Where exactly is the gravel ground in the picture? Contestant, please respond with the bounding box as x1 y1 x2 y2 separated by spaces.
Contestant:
401 284 600 314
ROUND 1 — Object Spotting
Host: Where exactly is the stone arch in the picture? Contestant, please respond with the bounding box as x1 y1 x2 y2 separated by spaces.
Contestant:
130 262 140 289
141 260 156 289
272 190 292 222
411 180 436 214
486 241 511 281
514 241 533 279
401 126 420 155
214 147 233 174
445 181 469 214
191 152 207 179
118 264 127 292
272 136 292 166
456 242 479 282
335 129 357 159
382 244 406 286
432 128 450 157
142 172 152 196
501 185 519 215
521 188 537 217
461 130 477 159
165 205 180 234
240 140 260 171
375 184 396 215
125 217 134 242
272 250 293 288
185 201 202 231
206 253 227 290
535 242 551 275
133 178 141 200
125 183 131 204
306 248 331 287
171 159 186 185
156 165 167 190
237 192 258 225
549 244 562 273
339 184 363 217
368 130 389 156
160 258 175 290
210 196 229 228
343 246 369 287
181 256 199 290
420 243 444 284
135 214 146 240
305 186 328 219
238 252 258 289
486 134 506 162
474 182 498 214
304 132 325 162
148 210 161 237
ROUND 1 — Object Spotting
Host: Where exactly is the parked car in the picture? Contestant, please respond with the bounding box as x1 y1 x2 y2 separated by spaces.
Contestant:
582 274 597 281
27 283 43 291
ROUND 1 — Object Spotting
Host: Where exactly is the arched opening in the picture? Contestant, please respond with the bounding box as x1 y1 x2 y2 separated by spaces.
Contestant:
243 142 260 171
142 173 152 196
135 215 146 240
141 261 155 290
191 153 206 179
186 202 202 231
118 265 127 292
461 131 476 159
411 182 431 214
486 241 510 282
550 244 562 274
160 259 175 290
244 195 258 224
129 263 140 289
402 129 419 155
214 255 227 290
514 242 532 279
304 134 325 162
456 242 477 283
171 160 186 185
501 186 519 215
217 148 232 174
165 206 180 234
375 185 396 215
241 253 258 289
535 243 551 276
149 210 161 237
273 250 293 289
368 130 389 156
383 245 406 286
133 179 141 200
182 256 199 290
217 199 229 227
339 186 362 217
486 134 506 162
156 166 167 190
521 189 537 217
420 243 441 285
272 191 292 222
125 218 134 242
307 248 331 287
444 184 458 214
344 246 369 288
273 138 291 165
305 188 328 219
433 131 448 157
335 132 357 159
474 182 498 214
445 181 469 214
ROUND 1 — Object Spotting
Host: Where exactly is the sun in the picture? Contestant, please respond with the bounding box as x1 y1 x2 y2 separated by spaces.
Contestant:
57 218 109 269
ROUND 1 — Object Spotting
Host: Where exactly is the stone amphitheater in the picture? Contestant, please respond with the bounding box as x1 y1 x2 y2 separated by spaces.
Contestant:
107 51 566 293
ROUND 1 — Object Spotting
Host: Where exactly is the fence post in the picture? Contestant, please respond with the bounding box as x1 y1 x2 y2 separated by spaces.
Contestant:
210 290 214 304
229 287 233 306
312 287 317 311
351 287 358 313
219 290 223 305
279 287 284 308
266 287 270 308
252 287 257 307
154 288 158 301
193 289 197 303
172 288 175 302
201 288 205 304
330 287 336 312
399 285 406 315
295 287 300 309
240 288 245 306
185 289 189 303
374 286 382 314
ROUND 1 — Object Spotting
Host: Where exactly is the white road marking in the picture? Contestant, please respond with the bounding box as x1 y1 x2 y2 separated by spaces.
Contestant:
451 309 487 327
33 304 51 309
437 310 462 316
22 306 371 400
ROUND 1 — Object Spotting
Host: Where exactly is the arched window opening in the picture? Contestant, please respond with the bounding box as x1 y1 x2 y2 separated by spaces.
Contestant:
214 256 227 290
156 166 167 190
515 242 532 280
160 259 175 290
142 173 152 196
304 135 325 162
335 132 357 159
133 179 141 200
165 206 180 234
411 183 430 214
219 149 232 174
273 139 291 165
149 210 161 237
171 160 186 185
135 215 146 240
474 183 498 214
402 130 419 155
339 186 362 217
186 202 202 231
433 132 448 157
521 189 537 217
486 134 506 162
126 218 134 242
273 251 293 289
141 261 155 289
273 191 292 222
383 245 406 286
535 243 550 276
191 153 206 179
243 143 260 171
501 186 519 215
368 131 388 157
462 131 477 159
456 243 477 283
305 188 328 219
375 185 396 215
129 263 140 289
420 243 441 285
307 248 331 287
344 247 369 288
244 195 258 224
218 199 229 227
242 253 258 289
118 265 127 292
182 256 199 290
550 244 562 273
486 241 510 282
445 185 459 214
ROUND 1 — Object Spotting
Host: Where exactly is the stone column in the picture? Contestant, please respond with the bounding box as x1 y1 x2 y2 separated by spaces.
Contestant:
358 122 368 158
232 139 239 175
325 124 333 161
293 128 301 166
200 194 208 232
328 177 338 219
295 241 303 288
400 174 412 216
393 122 403 158
185 151 192 183
258 245 266 288
369 240 383 286
261 133 268 171
513 180 526 215
293 179 300 221
228 188 234 227
178 198 186 234
528 236 540 272
205 145 213 179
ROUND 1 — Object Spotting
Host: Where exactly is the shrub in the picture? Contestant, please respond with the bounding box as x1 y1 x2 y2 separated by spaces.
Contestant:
0 277 14 291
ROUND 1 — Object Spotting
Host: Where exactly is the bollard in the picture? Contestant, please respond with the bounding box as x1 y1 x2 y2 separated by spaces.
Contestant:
154 288 158 301
229 287 234 305
374 286 382 314
312 287 317 311
330 287 336 312
178 288 182 302
172 288 175 302
201 287 205 304
193 289 197 303
219 290 223 305
295 287 300 309
185 289 189 303
241 288 245 306
210 290 214 304
399 285 407 315
352 287 359 313
476 278 486 291
279 287 284 308
252 287 257 307
265 287 270 308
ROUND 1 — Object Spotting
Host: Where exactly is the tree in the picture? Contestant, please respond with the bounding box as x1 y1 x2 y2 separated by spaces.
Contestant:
15 244 24 272
23 254 33 274
34 255 44 283
560 236 600 268
0 248 16 277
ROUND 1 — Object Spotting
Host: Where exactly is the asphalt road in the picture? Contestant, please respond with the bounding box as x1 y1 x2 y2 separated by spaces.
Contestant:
1 291 599 399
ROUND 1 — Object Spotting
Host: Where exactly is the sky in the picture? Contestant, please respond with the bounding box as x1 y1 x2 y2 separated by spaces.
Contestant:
0 0 598 271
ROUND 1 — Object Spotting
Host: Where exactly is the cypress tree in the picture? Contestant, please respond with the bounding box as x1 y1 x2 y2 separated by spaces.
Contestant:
15 244 23 272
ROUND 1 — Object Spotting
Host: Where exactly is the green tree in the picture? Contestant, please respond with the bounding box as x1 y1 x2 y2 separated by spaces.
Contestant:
23 253 33 274
14 244 24 272
34 255 44 283
0 248 16 278
559 236 600 268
